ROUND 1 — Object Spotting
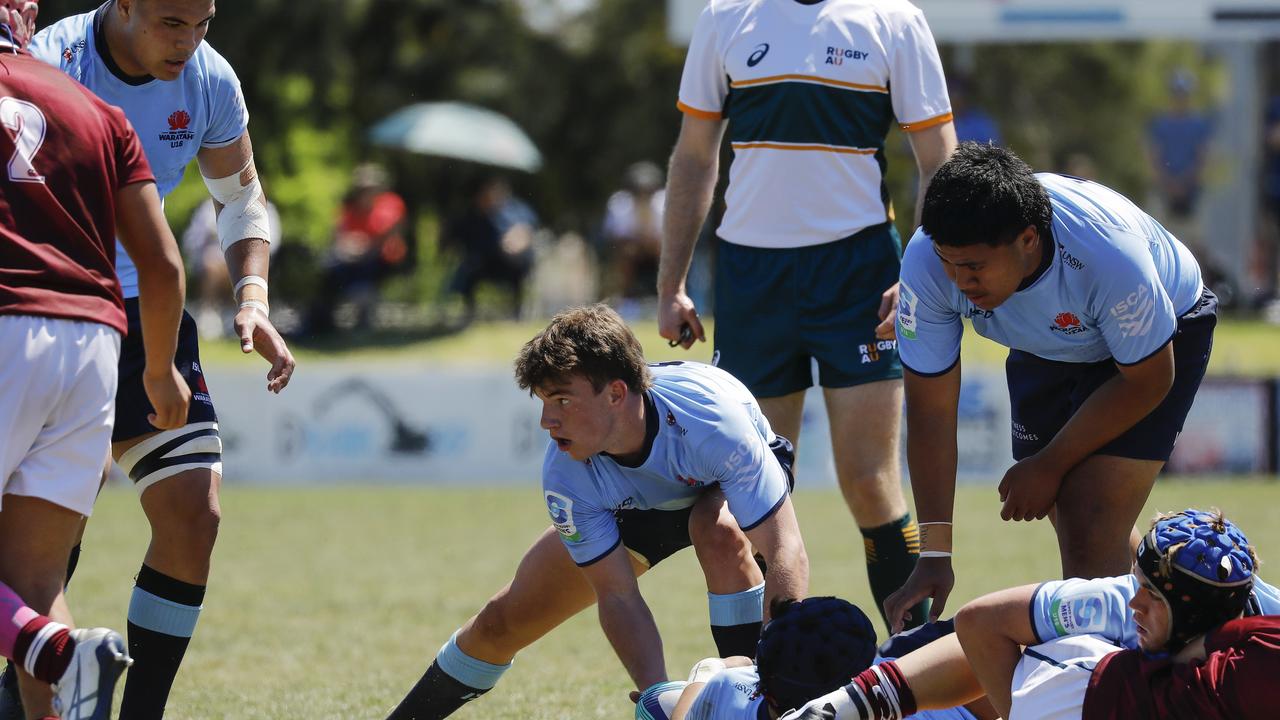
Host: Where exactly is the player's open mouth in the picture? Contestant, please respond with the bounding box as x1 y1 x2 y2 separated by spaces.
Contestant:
554 437 571 450
165 59 188 71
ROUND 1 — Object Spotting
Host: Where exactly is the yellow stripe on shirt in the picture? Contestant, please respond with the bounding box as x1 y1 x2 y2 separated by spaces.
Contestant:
730 74 889 93
731 141 877 155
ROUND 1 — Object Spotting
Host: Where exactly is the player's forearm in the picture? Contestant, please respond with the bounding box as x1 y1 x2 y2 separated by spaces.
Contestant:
952 585 1042 718
762 542 809 620
904 371 960 525
115 182 186 371
892 633 986 711
598 592 667 689
223 233 270 310
658 149 718 297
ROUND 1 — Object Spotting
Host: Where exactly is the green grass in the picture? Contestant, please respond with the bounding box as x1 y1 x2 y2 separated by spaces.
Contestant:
206 316 1280 375
68 480 1280 719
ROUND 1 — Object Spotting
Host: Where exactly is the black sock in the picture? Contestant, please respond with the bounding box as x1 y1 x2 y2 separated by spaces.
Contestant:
710 622 763 658
386 660 490 720
862 513 929 631
120 565 206 720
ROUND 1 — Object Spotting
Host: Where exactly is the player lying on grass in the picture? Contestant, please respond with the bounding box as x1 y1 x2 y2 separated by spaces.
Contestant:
634 596 996 720
782 508 1280 719
386 304 810 719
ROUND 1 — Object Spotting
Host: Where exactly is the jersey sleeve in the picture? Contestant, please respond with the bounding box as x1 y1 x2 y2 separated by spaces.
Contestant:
1030 576 1138 647
1091 230 1178 365
697 404 789 532
200 48 250 148
887 7 952 131
1248 575 1280 615
897 231 963 376
685 667 758 720
676 4 727 120
541 446 623 566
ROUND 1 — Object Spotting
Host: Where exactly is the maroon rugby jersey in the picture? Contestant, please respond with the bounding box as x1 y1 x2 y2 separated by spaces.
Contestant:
1082 615 1280 719
0 48 153 334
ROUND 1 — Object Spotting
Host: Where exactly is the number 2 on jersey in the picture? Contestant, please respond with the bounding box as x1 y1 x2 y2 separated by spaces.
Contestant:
1 96 47 184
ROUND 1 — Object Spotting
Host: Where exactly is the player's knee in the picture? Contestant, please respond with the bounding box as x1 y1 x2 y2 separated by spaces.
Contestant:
151 488 221 554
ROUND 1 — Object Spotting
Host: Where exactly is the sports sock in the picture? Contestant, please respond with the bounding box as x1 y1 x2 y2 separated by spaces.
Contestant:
861 514 929 631
708 582 764 657
844 660 917 719
0 543 83 718
119 565 205 720
0 583 74 685
386 632 511 719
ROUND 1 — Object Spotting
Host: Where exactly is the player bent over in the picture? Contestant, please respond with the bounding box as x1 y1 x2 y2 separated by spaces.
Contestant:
0 2 189 717
4 3 298 717
782 509 1280 719
887 143 1216 631
635 596 994 720
386 304 810 719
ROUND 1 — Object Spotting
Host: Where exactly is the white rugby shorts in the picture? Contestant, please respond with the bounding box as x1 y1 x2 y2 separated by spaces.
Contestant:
0 314 120 516
1008 634 1123 720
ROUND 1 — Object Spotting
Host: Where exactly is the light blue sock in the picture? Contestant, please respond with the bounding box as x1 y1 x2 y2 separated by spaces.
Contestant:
436 631 512 691
708 582 765 627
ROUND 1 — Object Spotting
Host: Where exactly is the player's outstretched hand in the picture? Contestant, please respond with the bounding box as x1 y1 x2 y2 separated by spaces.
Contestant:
778 700 838 720
875 282 900 340
234 305 296 393
143 365 192 430
997 455 1063 522
658 291 706 350
884 556 953 634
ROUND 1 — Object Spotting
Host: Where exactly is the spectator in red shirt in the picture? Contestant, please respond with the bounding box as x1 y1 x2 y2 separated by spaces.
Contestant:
307 163 410 333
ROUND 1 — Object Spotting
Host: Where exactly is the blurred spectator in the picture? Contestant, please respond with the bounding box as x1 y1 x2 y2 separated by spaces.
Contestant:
443 176 536 321
1147 70 1213 221
307 163 410 333
948 75 1002 145
182 198 282 339
601 161 665 313
1260 94 1280 310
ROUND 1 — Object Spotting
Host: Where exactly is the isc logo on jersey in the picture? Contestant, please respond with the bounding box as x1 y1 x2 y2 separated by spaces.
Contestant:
1049 593 1106 636
545 491 582 543
1109 284 1155 338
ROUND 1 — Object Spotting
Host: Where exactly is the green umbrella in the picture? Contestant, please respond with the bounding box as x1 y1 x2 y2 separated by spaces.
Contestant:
368 101 543 172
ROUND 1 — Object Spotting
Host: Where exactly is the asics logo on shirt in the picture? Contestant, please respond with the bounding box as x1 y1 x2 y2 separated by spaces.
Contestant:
747 43 769 67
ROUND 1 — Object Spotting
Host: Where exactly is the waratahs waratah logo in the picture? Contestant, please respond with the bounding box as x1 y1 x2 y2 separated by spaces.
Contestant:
168 110 191 131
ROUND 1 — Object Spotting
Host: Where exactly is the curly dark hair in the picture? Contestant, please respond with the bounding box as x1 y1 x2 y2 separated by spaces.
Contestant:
514 303 652 395
756 597 878 713
921 142 1053 247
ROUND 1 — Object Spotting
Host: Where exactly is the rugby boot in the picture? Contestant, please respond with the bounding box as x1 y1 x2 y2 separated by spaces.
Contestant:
52 628 132 720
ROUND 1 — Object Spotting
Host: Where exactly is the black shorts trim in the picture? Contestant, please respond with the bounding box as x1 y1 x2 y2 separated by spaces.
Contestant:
902 355 960 378
1029 581 1050 644
575 536 624 568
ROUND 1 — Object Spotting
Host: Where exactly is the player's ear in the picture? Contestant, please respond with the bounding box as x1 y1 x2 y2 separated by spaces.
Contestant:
607 379 627 406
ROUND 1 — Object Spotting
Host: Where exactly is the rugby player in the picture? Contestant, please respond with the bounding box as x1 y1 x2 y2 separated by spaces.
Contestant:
1 2 297 717
886 143 1214 631
0 1 190 717
782 509 1280 719
637 597 993 720
386 304 810 719
660 0 957 632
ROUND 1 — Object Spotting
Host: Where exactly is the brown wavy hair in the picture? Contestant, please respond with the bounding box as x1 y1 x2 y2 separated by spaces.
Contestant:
515 304 652 395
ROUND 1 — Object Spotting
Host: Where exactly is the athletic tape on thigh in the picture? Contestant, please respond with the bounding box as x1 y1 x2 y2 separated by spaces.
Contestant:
116 421 223 493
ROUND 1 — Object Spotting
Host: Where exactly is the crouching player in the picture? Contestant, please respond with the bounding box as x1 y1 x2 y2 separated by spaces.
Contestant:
781 509 1280 719
635 597 995 720
387 304 810 719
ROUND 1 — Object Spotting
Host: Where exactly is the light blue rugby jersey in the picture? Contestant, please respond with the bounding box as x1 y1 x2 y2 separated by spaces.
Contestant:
543 362 789 566
685 663 977 720
1029 573 1280 650
897 173 1203 375
30 4 249 299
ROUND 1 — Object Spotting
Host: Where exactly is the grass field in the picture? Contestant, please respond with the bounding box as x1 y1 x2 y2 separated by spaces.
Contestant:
67 480 1280 719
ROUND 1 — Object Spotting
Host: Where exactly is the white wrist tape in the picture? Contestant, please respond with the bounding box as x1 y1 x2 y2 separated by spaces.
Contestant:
203 159 271 252
233 274 268 297
919 550 953 559
687 657 727 684
239 299 269 316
